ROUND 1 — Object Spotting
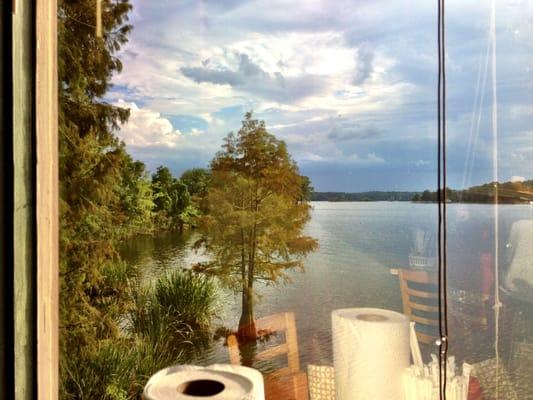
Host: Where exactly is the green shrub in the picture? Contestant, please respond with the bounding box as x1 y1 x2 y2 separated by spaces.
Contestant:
129 269 219 359
61 340 136 400
61 269 219 399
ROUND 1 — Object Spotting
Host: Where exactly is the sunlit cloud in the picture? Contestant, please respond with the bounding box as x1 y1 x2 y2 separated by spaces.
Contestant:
114 100 183 149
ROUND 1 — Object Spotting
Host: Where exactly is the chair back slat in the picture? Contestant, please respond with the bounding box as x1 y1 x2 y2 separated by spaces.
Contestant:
255 313 287 331
256 343 289 361
405 287 438 299
398 269 439 345
227 334 240 364
410 314 440 327
409 302 439 313
400 268 437 284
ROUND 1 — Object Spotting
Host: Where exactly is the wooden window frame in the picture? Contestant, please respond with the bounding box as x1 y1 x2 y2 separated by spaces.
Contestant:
35 0 59 398
10 0 59 397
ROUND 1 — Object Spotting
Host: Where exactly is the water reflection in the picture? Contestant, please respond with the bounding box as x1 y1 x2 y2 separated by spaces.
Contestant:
119 230 207 281
120 202 533 393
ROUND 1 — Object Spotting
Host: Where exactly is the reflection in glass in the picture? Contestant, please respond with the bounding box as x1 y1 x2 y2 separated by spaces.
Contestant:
58 0 532 398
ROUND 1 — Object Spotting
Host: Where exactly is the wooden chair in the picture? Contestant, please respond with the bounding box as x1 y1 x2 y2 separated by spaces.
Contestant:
398 269 439 345
227 312 309 400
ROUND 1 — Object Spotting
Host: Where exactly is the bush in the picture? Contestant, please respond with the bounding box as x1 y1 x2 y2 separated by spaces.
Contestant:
61 339 137 400
129 270 219 352
61 269 219 399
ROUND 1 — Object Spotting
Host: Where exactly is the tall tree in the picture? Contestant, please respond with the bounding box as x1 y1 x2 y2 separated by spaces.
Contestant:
152 166 178 213
58 1 145 393
181 168 211 213
194 113 318 339
151 166 193 230
300 175 314 202
180 168 211 199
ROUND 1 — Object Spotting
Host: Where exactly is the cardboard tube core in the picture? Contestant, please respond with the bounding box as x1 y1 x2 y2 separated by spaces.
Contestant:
356 313 388 322
176 379 225 396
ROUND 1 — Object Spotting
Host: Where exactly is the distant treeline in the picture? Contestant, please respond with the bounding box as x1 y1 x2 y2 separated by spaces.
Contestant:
312 180 533 204
412 180 533 204
311 191 419 202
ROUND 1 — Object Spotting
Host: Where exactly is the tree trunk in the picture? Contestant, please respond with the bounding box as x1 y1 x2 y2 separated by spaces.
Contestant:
238 284 256 339
238 194 258 340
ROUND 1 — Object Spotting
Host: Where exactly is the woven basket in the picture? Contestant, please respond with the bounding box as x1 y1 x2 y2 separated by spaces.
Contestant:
307 365 335 400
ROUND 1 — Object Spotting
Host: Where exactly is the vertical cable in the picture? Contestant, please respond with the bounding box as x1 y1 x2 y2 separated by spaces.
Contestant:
436 0 443 396
437 1 449 399
441 0 448 360
490 1 502 393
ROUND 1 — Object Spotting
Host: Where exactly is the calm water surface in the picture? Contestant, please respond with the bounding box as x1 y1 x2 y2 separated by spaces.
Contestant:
120 202 533 390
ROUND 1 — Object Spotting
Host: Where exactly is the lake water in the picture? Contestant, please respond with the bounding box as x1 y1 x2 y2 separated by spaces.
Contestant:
120 202 533 392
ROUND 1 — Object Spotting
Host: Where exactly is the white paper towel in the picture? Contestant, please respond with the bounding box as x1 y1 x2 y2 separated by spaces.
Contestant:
143 364 264 400
208 364 265 400
332 308 410 400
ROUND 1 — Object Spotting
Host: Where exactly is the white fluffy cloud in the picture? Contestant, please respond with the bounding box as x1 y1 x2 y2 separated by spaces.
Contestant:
510 175 526 183
114 99 183 148
113 99 227 174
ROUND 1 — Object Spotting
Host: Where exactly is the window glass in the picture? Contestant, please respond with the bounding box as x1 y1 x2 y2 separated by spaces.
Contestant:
59 1 532 398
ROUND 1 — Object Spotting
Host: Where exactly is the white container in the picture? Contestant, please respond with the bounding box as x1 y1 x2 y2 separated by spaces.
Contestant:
143 364 264 400
332 308 410 400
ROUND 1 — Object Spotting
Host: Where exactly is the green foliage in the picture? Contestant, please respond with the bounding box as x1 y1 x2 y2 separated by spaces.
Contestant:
130 270 219 344
57 1 174 398
61 270 219 400
58 0 223 398
194 112 318 337
58 0 141 351
61 336 183 400
300 175 314 202
119 158 155 233
412 180 533 204
61 339 137 400
412 193 422 201
58 0 132 138
181 168 211 213
180 168 211 199
420 189 435 202
179 205 202 226
151 166 198 230
151 166 176 211
312 191 419 202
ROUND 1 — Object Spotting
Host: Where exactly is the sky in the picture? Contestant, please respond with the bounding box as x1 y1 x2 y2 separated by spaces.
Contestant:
107 0 533 192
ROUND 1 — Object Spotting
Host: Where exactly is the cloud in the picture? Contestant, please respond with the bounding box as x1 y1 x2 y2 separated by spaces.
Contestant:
180 53 268 86
300 152 326 162
180 66 243 86
412 159 431 167
511 146 533 162
353 44 375 85
347 152 386 164
327 123 383 141
180 52 330 103
106 0 533 190
113 100 228 175
114 99 183 148
368 152 385 163
510 175 526 183
238 53 264 76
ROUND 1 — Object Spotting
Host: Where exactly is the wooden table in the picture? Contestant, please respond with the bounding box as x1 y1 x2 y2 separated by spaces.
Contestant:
264 371 309 400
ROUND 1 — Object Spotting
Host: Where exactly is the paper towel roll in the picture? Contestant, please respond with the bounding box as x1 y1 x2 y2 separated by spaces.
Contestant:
332 308 410 400
143 364 264 400
208 364 265 400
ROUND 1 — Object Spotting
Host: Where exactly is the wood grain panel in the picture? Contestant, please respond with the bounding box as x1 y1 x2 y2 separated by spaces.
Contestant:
36 0 58 398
